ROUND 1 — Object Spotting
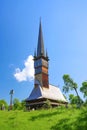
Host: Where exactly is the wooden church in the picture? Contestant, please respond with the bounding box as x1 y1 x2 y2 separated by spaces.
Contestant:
26 21 67 109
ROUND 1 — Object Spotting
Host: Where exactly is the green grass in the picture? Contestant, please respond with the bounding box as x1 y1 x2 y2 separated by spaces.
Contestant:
0 107 87 130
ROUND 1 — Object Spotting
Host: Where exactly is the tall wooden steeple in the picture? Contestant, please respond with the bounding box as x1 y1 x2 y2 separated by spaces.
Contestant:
34 20 49 88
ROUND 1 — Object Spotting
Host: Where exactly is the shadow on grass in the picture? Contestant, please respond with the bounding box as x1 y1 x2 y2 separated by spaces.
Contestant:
9 117 16 120
30 111 58 121
51 108 87 130
51 118 72 130
75 108 87 130
30 109 63 121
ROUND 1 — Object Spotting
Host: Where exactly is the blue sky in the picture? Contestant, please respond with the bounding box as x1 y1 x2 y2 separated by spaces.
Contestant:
0 0 87 104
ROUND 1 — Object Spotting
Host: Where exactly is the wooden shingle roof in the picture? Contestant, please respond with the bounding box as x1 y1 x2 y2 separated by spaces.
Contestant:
26 84 67 102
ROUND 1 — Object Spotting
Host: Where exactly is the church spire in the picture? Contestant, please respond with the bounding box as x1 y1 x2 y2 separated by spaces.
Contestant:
37 19 45 57
34 20 49 88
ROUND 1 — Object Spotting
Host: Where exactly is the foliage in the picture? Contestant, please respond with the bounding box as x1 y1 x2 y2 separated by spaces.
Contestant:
13 98 21 110
69 94 78 104
62 74 81 107
0 99 8 110
80 81 87 99
83 100 87 107
21 100 26 110
63 74 78 93
69 94 83 106
42 99 52 109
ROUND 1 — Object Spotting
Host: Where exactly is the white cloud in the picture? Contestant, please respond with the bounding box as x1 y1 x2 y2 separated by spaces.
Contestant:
14 55 34 82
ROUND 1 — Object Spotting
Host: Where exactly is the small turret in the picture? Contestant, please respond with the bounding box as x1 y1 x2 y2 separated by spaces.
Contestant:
46 49 49 60
34 49 36 58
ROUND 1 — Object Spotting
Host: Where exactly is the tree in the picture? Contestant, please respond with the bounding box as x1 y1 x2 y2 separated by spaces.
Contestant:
63 74 81 107
0 99 8 110
21 100 26 110
13 98 21 110
69 94 83 105
80 81 87 100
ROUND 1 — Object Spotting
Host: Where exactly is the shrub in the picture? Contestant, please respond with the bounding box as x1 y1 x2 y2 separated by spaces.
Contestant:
0 99 8 110
42 99 52 109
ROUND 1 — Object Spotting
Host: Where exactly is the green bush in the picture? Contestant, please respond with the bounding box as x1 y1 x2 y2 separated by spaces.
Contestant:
0 99 8 110
42 99 52 109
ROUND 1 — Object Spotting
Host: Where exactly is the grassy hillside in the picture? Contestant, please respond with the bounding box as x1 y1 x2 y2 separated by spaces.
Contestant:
0 107 87 130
